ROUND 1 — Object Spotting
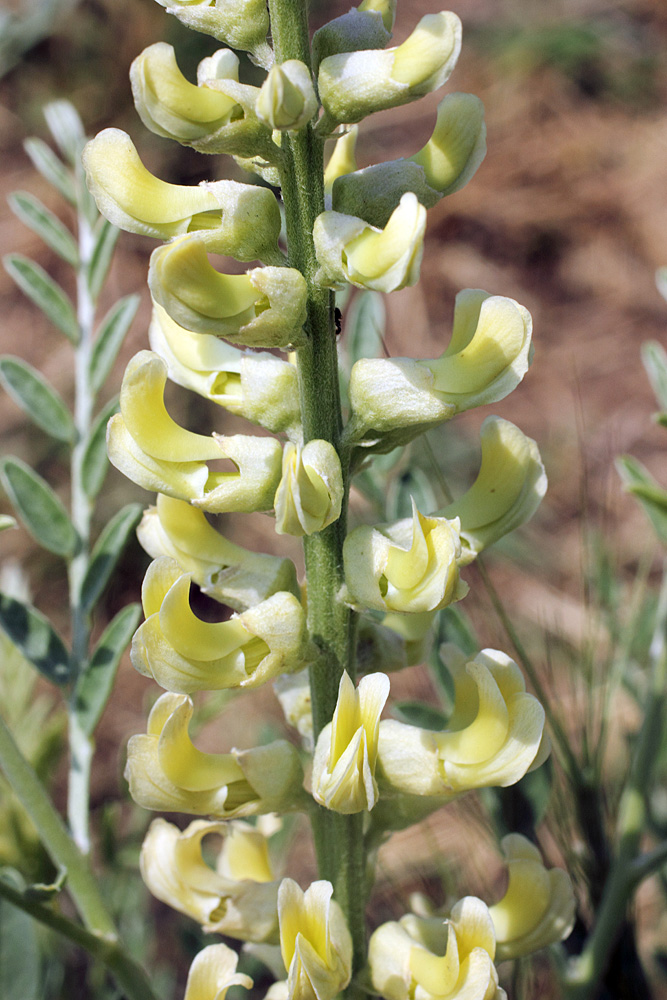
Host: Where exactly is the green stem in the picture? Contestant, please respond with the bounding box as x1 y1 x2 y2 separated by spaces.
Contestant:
67 201 97 854
267 0 368 980
561 560 667 999
0 878 159 1000
0 711 114 938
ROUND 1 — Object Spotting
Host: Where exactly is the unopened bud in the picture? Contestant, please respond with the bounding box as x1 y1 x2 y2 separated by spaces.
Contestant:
256 61 318 132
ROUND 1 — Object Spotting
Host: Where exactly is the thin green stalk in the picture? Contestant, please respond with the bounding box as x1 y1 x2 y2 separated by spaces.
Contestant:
67 199 97 854
0 878 160 1000
267 0 368 979
561 561 667 999
0 711 114 937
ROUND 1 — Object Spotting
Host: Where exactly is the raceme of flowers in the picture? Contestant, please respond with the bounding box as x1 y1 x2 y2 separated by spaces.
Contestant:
83 0 573 995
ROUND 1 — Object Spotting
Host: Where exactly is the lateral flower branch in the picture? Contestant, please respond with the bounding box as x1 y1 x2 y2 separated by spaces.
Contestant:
81 0 574 995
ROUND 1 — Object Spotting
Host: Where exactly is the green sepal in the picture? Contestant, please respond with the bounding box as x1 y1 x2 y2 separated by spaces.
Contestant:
0 457 78 557
80 503 143 615
89 295 140 395
0 593 72 686
73 603 141 737
87 219 120 300
0 355 74 443
8 192 78 266
23 137 76 205
3 254 79 344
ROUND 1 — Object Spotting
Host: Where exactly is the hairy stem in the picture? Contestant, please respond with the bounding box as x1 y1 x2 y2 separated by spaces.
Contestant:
268 0 367 979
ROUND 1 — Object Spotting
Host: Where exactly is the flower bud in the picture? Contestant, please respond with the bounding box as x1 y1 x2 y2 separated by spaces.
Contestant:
324 126 358 194
274 441 344 537
343 500 468 614
155 0 270 56
150 304 301 436
318 12 461 125
332 93 486 227
421 290 533 412
489 834 575 961
132 557 311 692
107 352 283 512
183 944 253 1000
125 692 304 817
312 9 391 77
131 43 277 160
377 646 546 797
314 193 426 293
256 61 318 132
442 417 547 565
278 878 353 1000
137 494 298 611
149 238 307 348
369 898 502 1000
141 818 279 941
312 671 389 813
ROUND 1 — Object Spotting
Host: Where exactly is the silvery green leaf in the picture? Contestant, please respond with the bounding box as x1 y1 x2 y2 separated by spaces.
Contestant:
656 266 667 304
73 603 141 736
23 137 76 205
0 355 74 443
0 457 78 557
0 869 40 1000
80 503 143 615
0 594 71 686
89 295 140 395
44 99 85 166
3 254 79 344
8 191 78 266
81 395 119 499
87 219 120 300
617 455 667 545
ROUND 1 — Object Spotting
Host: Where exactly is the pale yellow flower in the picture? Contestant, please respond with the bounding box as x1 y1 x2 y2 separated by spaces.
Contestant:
140 817 280 941
369 897 505 1000
137 494 298 612
343 500 467 614
489 834 576 960
319 12 461 124
377 646 546 797
442 416 546 565
183 943 253 1000
132 557 311 692
312 671 390 813
314 193 426 293
149 237 307 348
324 126 358 194
125 692 304 817
107 352 282 512
149 304 301 436
278 878 353 1000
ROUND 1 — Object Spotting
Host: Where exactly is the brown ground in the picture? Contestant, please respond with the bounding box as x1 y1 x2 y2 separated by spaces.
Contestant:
1 0 667 997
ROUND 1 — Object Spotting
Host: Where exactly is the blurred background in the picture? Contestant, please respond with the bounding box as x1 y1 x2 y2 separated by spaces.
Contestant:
1 0 667 997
